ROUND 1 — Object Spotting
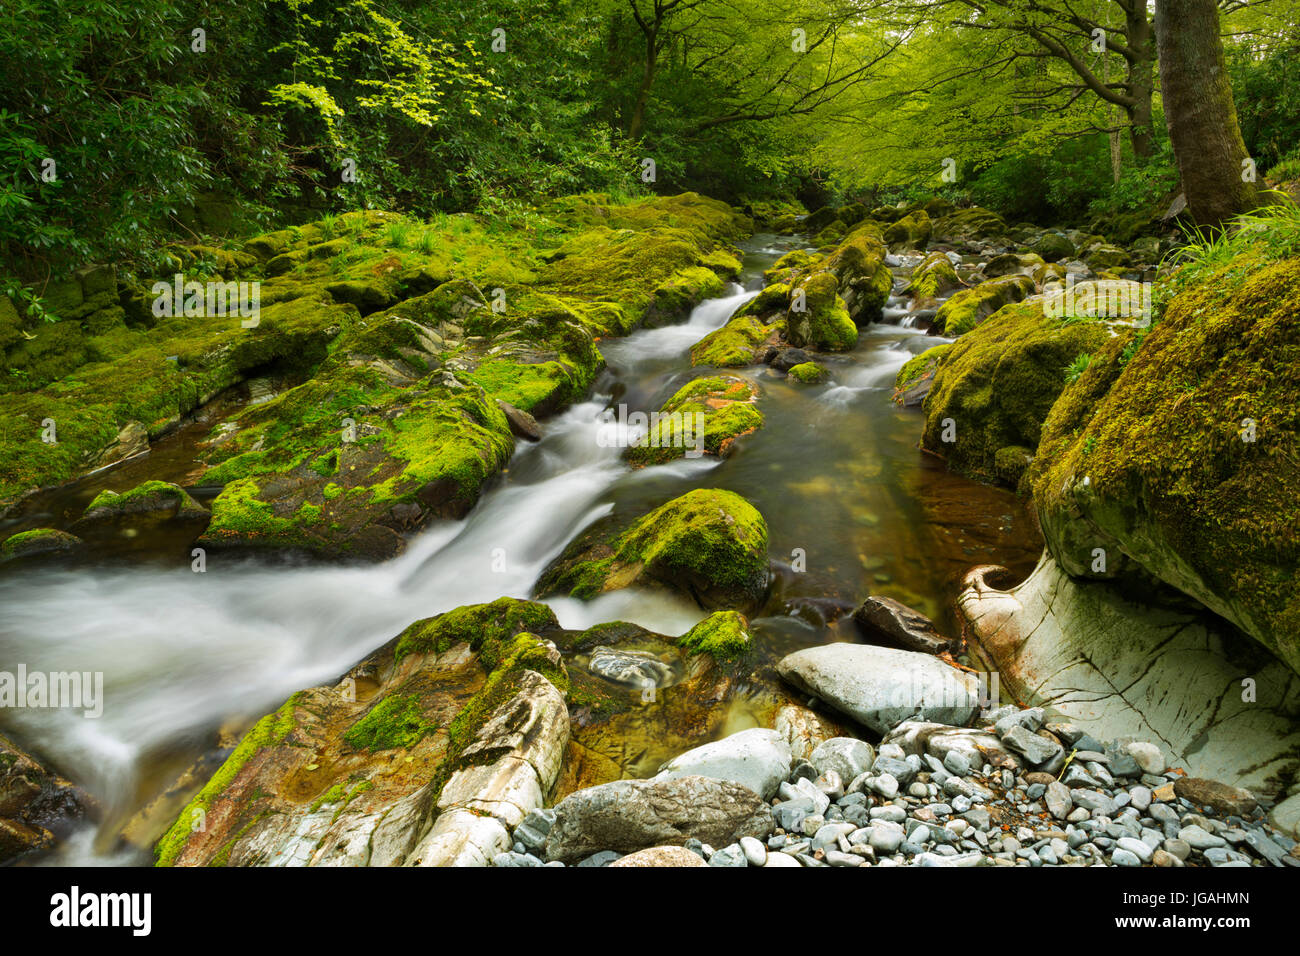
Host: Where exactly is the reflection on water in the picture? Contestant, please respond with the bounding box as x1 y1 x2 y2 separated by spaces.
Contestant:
0 232 1040 863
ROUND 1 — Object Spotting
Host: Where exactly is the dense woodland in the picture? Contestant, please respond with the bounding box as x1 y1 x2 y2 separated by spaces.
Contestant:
3 0 1299 285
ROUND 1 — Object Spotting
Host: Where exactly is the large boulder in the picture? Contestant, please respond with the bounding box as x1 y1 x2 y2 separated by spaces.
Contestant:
654 728 792 800
920 298 1110 487
544 775 773 863
537 489 770 612
1029 255 1300 675
154 599 571 866
958 556 1300 795
776 644 983 735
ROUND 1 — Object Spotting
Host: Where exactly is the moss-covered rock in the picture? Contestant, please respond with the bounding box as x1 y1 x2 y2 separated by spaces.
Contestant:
936 275 1036 337
883 210 932 252
1029 255 1300 675
154 602 570 867
689 314 773 368
817 231 893 323
787 361 827 384
80 480 209 522
932 206 1007 242
537 488 770 611
984 251 1045 278
787 272 858 352
0 528 84 564
626 375 763 466
892 344 952 407
921 299 1111 486
904 253 963 300
1030 233 1076 263
677 610 753 661
199 377 516 559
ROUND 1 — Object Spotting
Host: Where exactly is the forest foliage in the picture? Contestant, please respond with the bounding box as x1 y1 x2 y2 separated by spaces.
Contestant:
3 0 1300 279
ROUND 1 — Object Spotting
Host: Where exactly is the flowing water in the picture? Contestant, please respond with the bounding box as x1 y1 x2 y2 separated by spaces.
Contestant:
0 233 1041 864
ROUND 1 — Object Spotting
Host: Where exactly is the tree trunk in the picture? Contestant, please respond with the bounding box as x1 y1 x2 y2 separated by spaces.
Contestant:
1155 0 1260 225
627 27 658 140
1124 9 1156 160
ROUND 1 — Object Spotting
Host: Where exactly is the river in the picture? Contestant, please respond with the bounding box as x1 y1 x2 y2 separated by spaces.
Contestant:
0 232 1041 863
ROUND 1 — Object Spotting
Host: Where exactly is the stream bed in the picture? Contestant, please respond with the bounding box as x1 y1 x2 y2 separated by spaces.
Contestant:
0 232 1042 864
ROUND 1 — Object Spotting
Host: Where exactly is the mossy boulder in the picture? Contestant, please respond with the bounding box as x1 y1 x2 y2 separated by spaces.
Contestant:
80 480 209 522
905 253 963 300
154 601 570 867
882 210 932 252
200 379 516 560
1029 255 1300 675
689 314 772 368
626 375 763 466
936 275 1036 337
984 251 1045 278
933 206 1007 242
1030 233 1076 263
677 610 753 661
644 266 727 328
537 488 770 611
787 272 858 352
787 362 827 384
817 231 893 323
0 528 84 564
921 299 1110 486
1085 244 1132 271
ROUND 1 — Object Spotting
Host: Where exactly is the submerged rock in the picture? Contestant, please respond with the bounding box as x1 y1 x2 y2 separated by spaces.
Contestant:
853 594 951 654
0 732 97 864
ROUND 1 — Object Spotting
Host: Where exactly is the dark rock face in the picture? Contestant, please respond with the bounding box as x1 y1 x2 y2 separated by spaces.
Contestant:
0 733 97 863
544 775 773 863
853 595 952 654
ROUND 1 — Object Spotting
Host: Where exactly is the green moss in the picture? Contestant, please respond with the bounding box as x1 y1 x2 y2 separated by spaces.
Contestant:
0 527 82 561
896 344 952 391
1029 254 1300 673
787 362 827 384
788 272 858 351
689 315 770 367
937 276 1036 337
547 489 769 608
155 693 302 867
626 375 764 465
343 694 439 752
921 299 1109 486
906 253 962 299
84 479 206 518
393 597 560 663
677 610 753 661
